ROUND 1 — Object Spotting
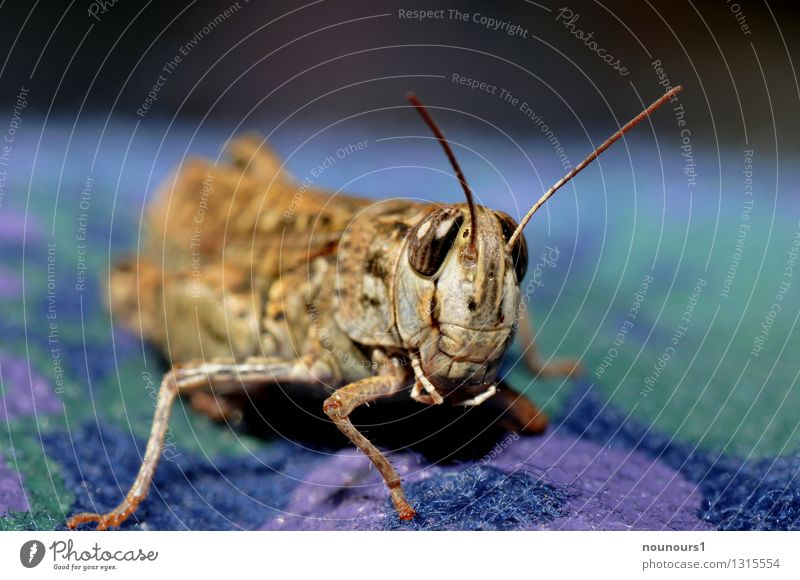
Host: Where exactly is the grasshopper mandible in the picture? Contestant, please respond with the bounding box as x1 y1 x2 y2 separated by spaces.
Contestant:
68 86 681 529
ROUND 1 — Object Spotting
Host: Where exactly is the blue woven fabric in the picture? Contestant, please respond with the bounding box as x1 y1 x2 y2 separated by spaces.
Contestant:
1 120 798 531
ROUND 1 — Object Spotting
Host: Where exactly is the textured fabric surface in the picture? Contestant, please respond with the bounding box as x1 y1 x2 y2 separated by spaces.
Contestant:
1 121 798 531
0 456 29 514
560 384 800 531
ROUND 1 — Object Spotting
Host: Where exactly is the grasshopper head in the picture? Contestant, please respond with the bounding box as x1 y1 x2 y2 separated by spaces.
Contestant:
396 202 528 400
400 86 681 402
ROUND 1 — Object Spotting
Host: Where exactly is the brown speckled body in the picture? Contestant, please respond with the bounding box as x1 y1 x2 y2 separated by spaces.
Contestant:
69 132 575 530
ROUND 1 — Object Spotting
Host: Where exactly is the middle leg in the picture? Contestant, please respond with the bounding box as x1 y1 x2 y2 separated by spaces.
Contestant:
67 355 329 530
518 313 583 379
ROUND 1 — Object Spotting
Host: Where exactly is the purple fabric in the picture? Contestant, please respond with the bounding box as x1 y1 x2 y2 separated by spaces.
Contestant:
263 428 712 530
491 431 713 530
0 210 42 244
0 354 62 422
263 449 407 529
0 454 29 514
0 266 21 298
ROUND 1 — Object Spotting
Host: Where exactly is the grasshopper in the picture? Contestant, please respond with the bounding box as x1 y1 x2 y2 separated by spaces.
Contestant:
68 86 681 529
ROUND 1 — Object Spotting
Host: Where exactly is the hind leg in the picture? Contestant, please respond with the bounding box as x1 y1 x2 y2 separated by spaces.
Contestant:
67 356 329 530
225 133 289 183
490 383 549 434
188 391 245 424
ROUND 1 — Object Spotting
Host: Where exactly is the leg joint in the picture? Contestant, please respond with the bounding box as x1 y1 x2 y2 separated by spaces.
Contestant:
323 396 342 418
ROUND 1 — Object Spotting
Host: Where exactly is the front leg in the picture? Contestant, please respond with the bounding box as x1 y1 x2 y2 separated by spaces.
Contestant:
323 365 414 520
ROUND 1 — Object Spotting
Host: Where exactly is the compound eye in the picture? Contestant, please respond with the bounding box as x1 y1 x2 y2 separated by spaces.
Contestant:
495 211 529 281
407 207 464 277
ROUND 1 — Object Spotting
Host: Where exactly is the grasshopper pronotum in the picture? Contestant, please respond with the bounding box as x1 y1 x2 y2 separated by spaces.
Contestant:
68 86 682 528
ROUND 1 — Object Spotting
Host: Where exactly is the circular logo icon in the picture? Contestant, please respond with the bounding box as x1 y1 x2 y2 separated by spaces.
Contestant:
20 540 46 568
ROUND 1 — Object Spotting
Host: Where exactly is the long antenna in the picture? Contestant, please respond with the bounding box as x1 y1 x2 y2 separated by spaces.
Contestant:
505 85 683 253
407 93 478 260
